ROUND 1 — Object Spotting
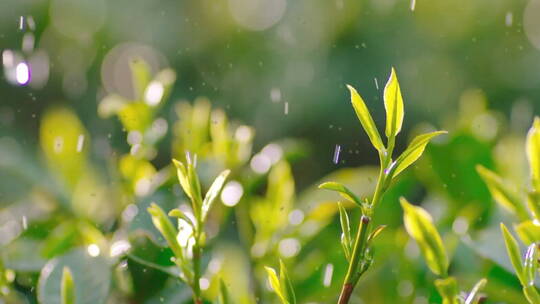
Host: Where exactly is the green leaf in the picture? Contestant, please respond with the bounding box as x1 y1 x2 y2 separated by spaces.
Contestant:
147 203 184 263
476 165 528 220
434 277 459 304
464 278 487 304
400 197 448 276
367 225 387 246
129 57 152 100
393 131 446 178
218 279 230 304
61 267 75 304
524 285 540 304
202 169 230 220
501 223 526 285
337 202 352 260
265 266 288 304
528 192 540 221
527 117 540 191
279 260 296 304
172 159 192 200
168 208 195 228
383 67 404 139
515 221 540 245
347 85 384 153
318 182 362 206
38 249 110 304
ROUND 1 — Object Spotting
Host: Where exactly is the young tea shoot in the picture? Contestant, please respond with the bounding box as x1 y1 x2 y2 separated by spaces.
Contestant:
319 68 446 303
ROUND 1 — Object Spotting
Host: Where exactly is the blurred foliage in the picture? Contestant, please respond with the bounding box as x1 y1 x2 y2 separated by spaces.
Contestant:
2 0 540 303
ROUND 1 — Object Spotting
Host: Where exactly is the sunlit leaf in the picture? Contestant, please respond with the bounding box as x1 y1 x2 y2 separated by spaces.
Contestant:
218 279 230 304
524 285 540 304
147 203 184 264
265 266 288 304
464 278 487 304
172 159 192 201
202 169 230 220
337 202 352 260
476 165 528 220
367 225 387 245
117 102 152 131
347 85 384 153
130 57 152 100
279 260 296 304
393 131 447 178
318 182 362 206
383 67 404 139
434 277 459 304
61 267 75 304
527 117 540 191
401 197 448 276
38 249 110 304
515 221 540 245
528 192 540 222
500 223 525 285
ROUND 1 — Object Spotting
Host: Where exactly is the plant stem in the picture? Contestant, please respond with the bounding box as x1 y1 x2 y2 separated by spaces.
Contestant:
192 217 204 304
337 163 389 303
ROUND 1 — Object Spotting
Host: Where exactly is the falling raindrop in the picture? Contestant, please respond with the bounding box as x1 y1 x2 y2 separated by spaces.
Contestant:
76 134 85 152
374 78 379 90
505 12 513 27
333 144 342 164
410 0 416 11
284 102 289 115
323 263 334 287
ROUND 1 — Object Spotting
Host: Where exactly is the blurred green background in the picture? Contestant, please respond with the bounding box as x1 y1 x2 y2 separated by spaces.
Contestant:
2 0 540 303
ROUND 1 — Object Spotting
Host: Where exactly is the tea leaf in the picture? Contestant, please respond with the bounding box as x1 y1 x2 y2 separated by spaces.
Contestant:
265 266 288 304
515 221 540 245
435 277 459 304
61 267 75 304
318 182 362 207
476 165 528 220
337 202 352 260
202 169 230 220
147 203 184 263
383 67 404 139
528 192 540 221
280 260 296 304
393 131 446 178
172 159 192 200
464 278 487 304
400 197 448 276
500 223 525 285
218 279 230 304
524 285 540 304
527 117 540 191
347 85 384 153
129 58 152 100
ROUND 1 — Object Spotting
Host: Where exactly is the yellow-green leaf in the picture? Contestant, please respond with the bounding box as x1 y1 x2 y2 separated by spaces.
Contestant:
527 117 540 191
147 203 184 263
265 266 288 304
129 58 151 100
61 266 75 304
383 67 404 138
172 159 192 200
347 85 384 152
435 277 459 304
464 278 487 304
393 131 446 178
528 192 540 221
279 260 296 304
476 165 528 220
218 279 230 304
202 169 230 220
515 221 540 246
337 202 352 260
318 182 362 206
501 223 525 285
400 197 448 276
524 285 540 304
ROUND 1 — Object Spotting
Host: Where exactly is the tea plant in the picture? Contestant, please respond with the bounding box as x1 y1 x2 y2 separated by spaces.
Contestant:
477 117 540 303
319 68 445 303
401 197 487 304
